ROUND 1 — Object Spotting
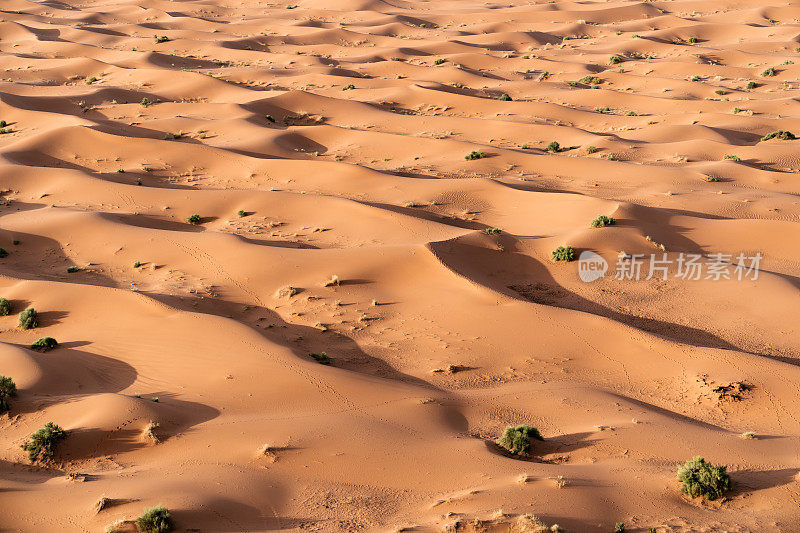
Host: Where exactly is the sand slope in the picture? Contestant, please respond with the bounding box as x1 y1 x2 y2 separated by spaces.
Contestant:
1 0 800 531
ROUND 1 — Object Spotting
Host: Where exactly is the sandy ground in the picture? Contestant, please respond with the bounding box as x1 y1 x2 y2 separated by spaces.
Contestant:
1 0 800 531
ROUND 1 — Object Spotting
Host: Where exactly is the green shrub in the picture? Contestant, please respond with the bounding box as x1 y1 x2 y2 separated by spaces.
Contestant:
31 337 58 352
746 81 757 90
689 36 698 44
586 145 598 154
591 215 615 227
0 248 8 258
496 425 542 456
136 505 173 533
265 114 275 123
723 154 741 161
67 266 80 273
704 175 720 182
0 120 6 127
434 58 446 65
0 297 10 316
485 227 501 234
342 84 355 91
615 523 625 532
677 456 731 500
310 352 330 365
552 246 575 262
761 67 776 77
464 150 486 160
21 422 66 463
761 130 795 141
609 55 622 64
545 141 560 153
0 375 17 413
19 308 38 329
186 214 202 225
497 93 512 101
154 35 170 44
715 89 726 95
237 209 247 217
579 76 601 85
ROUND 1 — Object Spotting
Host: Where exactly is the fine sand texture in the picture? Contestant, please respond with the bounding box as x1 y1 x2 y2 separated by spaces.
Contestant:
1 0 800 531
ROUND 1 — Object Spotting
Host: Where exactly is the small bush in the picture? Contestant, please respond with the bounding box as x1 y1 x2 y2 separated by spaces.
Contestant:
485 227 502 235
677 456 731 500
579 76 601 85
689 36 698 44
715 89 726 95
186 214 202 225
745 81 757 90
704 175 720 182
19 308 38 329
310 352 330 365
497 425 543 456
497 93 512 101
723 154 741 161
265 114 275 123
465 150 486 160
591 215 615 227
31 337 58 352
136 505 173 533
545 141 560 153
761 130 795 141
237 209 247 217
0 248 8 258
154 35 170 44
615 523 625 532
67 266 80 273
551 246 575 262
0 297 10 315
0 375 17 413
21 422 66 463
761 67 776 77
342 84 355 91
586 145 598 154
609 55 622 64
434 58 446 65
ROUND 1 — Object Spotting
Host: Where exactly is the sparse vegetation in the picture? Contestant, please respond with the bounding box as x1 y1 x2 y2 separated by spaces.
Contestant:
342 84 355 91
591 215 615 227
136 505 173 533
0 297 10 316
465 150 486 160
485 227 502 234
761 130 795 141
579 76 601 85
186 214 202 225
497 93 512 101
21 422 66 463
310 352 330 365
434 58 446 65
677 456 731 500
0 375 17 413
551 246 575 262
154 35 170 44
0 248 8 258
545 141 560 153
761 67 776 77
31 337 58 352
237 209 247 217
19 308 38 330
723 154 741 161
586 145 598 154
609 55 622 64
704 175 721 182
746 81 757 90
496 425 543 456
615 523 625 533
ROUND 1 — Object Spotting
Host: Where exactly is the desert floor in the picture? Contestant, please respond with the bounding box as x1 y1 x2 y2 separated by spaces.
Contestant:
1 0 800 531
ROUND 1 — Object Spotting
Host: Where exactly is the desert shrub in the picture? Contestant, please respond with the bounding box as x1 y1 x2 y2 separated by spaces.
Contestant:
237 209 247 217
761 67 776 77
609 55 622 64
19 308 38 329
586 145 598 154
545 141 560 153
0 297 10 315
746 81 757 90
485 227 502 234
689 75 700 82
434 58 446 65
496 425 543 456
21 422 66 463
186 214 202 225
0 375 17 413
154 35 170 43
136 505 173 533
0 248 8 258
551 246 575 262
715 89 726 95
579 76 601 85
0 120 6 127
615 524 625 532
67 266 80 273
591 215 615 227
464 150 486 160
723 154 741 161
689 36 698 43
497 93 512 101
342 84 355 91
761 130 795 141
265 114 275 123
704 175 720 182
31 337 58 352
310 352 330 365
677 456 731 500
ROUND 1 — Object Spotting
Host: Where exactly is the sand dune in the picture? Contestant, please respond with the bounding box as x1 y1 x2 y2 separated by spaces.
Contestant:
1 0 800 531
